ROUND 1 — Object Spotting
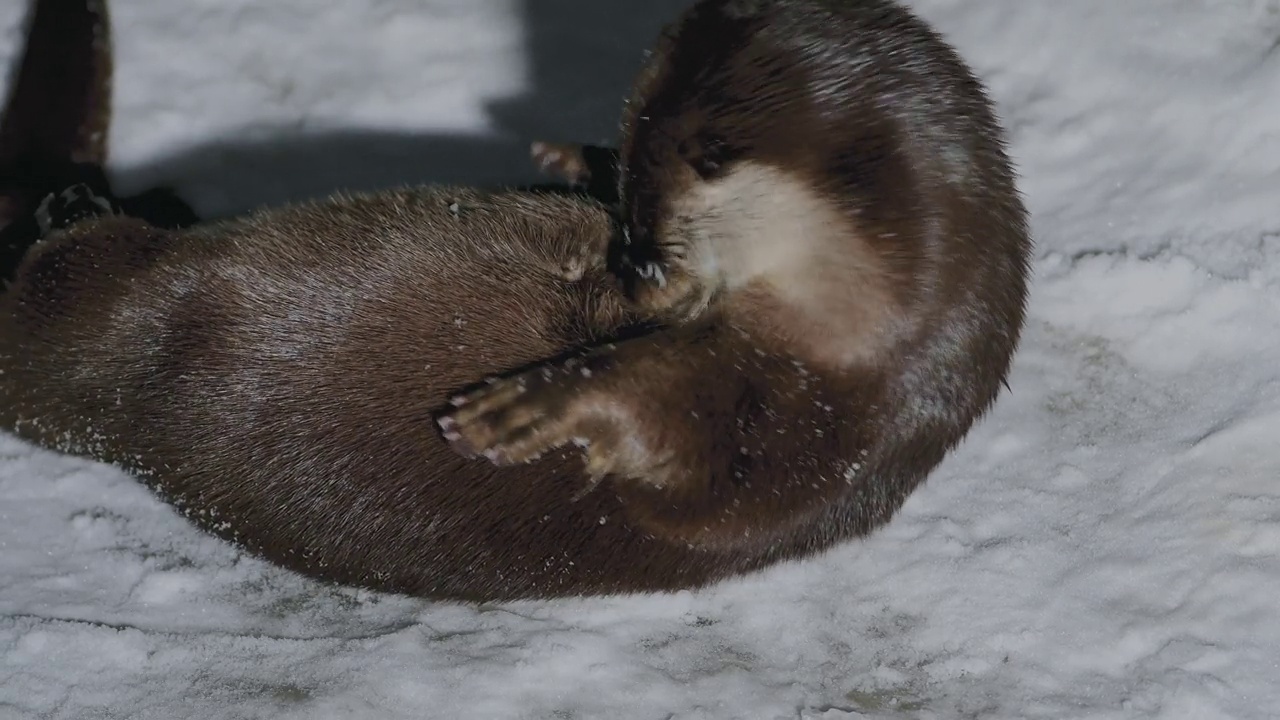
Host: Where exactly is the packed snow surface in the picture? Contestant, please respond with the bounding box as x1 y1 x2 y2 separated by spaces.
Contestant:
1 0 1278 718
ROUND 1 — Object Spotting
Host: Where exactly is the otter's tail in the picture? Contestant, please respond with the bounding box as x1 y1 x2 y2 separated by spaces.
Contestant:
0 0 115 279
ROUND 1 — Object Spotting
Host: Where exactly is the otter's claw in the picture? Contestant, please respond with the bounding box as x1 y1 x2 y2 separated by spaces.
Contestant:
636 261 668 289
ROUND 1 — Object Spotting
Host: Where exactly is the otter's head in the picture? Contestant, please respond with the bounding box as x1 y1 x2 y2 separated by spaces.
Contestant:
616 114 878 328
612 1 829 321
613 117 745 319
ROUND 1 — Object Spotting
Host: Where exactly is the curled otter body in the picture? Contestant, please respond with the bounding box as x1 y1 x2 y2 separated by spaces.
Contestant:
445 0 1031 553
2 0 1030 600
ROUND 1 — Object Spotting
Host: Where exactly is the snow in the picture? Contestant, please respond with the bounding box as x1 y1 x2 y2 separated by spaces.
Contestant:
1 0 1278 717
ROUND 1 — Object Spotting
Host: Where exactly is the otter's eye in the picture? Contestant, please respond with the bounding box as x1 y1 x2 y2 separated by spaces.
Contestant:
679 134 735 179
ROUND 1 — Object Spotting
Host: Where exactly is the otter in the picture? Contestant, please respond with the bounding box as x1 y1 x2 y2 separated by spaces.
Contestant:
1 0 1029 600
442 0 1031 552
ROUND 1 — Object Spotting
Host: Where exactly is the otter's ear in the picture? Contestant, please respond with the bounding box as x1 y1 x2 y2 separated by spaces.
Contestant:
678 133 737 180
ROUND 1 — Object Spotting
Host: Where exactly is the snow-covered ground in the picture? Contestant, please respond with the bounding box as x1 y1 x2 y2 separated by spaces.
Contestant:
2 0 1278 717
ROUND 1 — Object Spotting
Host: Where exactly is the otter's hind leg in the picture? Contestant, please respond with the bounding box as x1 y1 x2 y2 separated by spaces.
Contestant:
0 0 115 282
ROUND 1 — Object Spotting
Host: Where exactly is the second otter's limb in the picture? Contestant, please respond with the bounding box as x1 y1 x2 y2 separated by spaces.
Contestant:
436 324 873 550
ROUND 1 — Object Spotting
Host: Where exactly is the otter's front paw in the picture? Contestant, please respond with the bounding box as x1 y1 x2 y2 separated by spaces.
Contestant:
436 361 588 466
437 356 669 493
